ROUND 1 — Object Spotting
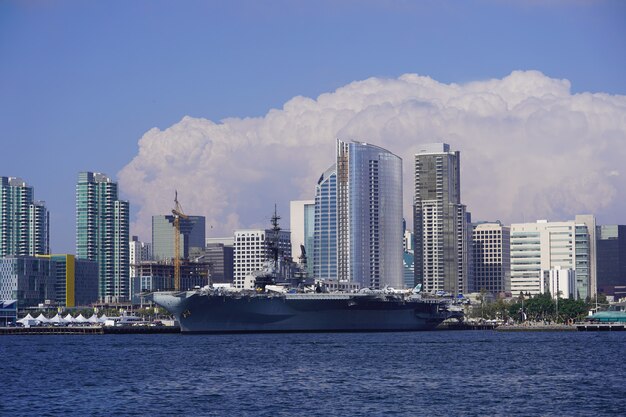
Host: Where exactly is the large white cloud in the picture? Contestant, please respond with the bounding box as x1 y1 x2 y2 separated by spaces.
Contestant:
119 70 626 240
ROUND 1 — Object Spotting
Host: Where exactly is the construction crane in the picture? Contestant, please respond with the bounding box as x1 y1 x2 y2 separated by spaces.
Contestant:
172 191 188 291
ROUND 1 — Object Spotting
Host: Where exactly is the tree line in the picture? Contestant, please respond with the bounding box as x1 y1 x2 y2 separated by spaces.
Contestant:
469 292 607 323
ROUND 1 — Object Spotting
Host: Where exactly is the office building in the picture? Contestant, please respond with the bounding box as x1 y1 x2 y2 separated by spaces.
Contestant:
510 216 596 298
336 140 403 289
541 266 576 300
233 228 291 289
130 236 152 279
0 256 56 308
472 222 510 294
0 176 49 257
596 225 626 298
152 215 205 262
204 243 234 284
38 254 98 307
290 200 315 275
413 143 470 295
313 164 337 281
76 172 129 302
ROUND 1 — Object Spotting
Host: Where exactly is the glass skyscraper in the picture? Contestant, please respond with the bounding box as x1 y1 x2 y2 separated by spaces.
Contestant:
76 172 129 302
596 225 626 298
0 176 49 257
413 143 470 295
336 140 403 289
152 215 206 262
314 165 337 280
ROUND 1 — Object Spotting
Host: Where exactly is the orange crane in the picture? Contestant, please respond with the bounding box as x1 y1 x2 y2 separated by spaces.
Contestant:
172 191 188 291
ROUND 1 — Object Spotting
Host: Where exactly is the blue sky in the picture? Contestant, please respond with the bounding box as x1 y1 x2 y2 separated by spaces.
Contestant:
1 0 625 253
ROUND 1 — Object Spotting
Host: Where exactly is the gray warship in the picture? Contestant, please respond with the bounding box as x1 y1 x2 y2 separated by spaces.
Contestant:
151 210 458 333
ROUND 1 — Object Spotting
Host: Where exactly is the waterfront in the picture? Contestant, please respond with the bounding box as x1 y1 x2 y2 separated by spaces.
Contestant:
2 331 625 416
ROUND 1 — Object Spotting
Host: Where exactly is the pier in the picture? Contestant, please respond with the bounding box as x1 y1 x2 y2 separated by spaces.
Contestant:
576 323 625 331
496 324 577 332
437 322 498 330
0 326 181 335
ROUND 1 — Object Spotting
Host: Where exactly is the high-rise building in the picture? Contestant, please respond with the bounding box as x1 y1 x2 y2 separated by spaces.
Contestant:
0 176 49 257
596 225 626 299
129 236 152 279
336 140 403 289
313 164 337 281
413 143 470 295
290 200 315 275
472 222 510 294
233 228 291 289
510 216 596 299
76 172 129 302
152 215 205 262
204 243 234 284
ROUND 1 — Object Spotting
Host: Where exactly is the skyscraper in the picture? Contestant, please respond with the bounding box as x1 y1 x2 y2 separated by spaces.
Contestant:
595 225 626 299
313 164 337 281
336 140 403 289
413 143 470 295
129 235 152 279
76 172 129 302
152 215 205 262
0 176 49 256
472 222 510 294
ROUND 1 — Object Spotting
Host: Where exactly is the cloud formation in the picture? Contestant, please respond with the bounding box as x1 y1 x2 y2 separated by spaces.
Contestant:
119 71 626 239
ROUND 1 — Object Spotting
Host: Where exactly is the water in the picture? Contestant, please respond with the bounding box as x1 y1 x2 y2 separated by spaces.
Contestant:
1 331 625 416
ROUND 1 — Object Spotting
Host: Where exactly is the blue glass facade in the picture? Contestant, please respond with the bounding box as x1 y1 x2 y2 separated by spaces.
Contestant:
337 140 403 289
314 165 337 280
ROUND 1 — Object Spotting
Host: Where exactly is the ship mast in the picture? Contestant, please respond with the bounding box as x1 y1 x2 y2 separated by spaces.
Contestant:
270 204 281 267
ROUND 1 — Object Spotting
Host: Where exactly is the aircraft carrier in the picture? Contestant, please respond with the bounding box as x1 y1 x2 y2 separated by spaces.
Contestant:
150 208 459 333
151 288 455 333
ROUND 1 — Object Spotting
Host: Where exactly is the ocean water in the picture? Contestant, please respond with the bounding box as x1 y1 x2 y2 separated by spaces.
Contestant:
1 331 625 416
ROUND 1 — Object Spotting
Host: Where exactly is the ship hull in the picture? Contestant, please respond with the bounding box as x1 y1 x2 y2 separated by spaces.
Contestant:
152 291 450 333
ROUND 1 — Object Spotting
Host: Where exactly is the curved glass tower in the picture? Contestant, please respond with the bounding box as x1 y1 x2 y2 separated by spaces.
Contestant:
314 164 337 281
336 140 403 289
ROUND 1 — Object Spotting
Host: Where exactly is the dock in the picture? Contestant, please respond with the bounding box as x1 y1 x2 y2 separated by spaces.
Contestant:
576 323 625 331
437 322 498 330
495 324 577 332
0 326 181 335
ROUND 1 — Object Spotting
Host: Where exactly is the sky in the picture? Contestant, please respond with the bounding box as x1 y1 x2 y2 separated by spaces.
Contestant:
1 0 625 253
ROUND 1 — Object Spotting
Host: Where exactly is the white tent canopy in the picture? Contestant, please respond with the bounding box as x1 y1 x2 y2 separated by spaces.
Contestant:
48 314 68 324
35 313 50 323
98 314 108 324
64 314 75 323
88 314 100 324
17 314 35 324
74 314 88 323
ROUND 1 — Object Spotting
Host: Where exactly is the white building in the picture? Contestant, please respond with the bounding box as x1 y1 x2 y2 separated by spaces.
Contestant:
510 216 595 298
541 266 576 300
233 229 291 289
289 200 314 272
129 236 152 278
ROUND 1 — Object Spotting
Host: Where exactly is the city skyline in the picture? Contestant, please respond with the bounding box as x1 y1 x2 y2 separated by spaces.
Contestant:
2 1 626 253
